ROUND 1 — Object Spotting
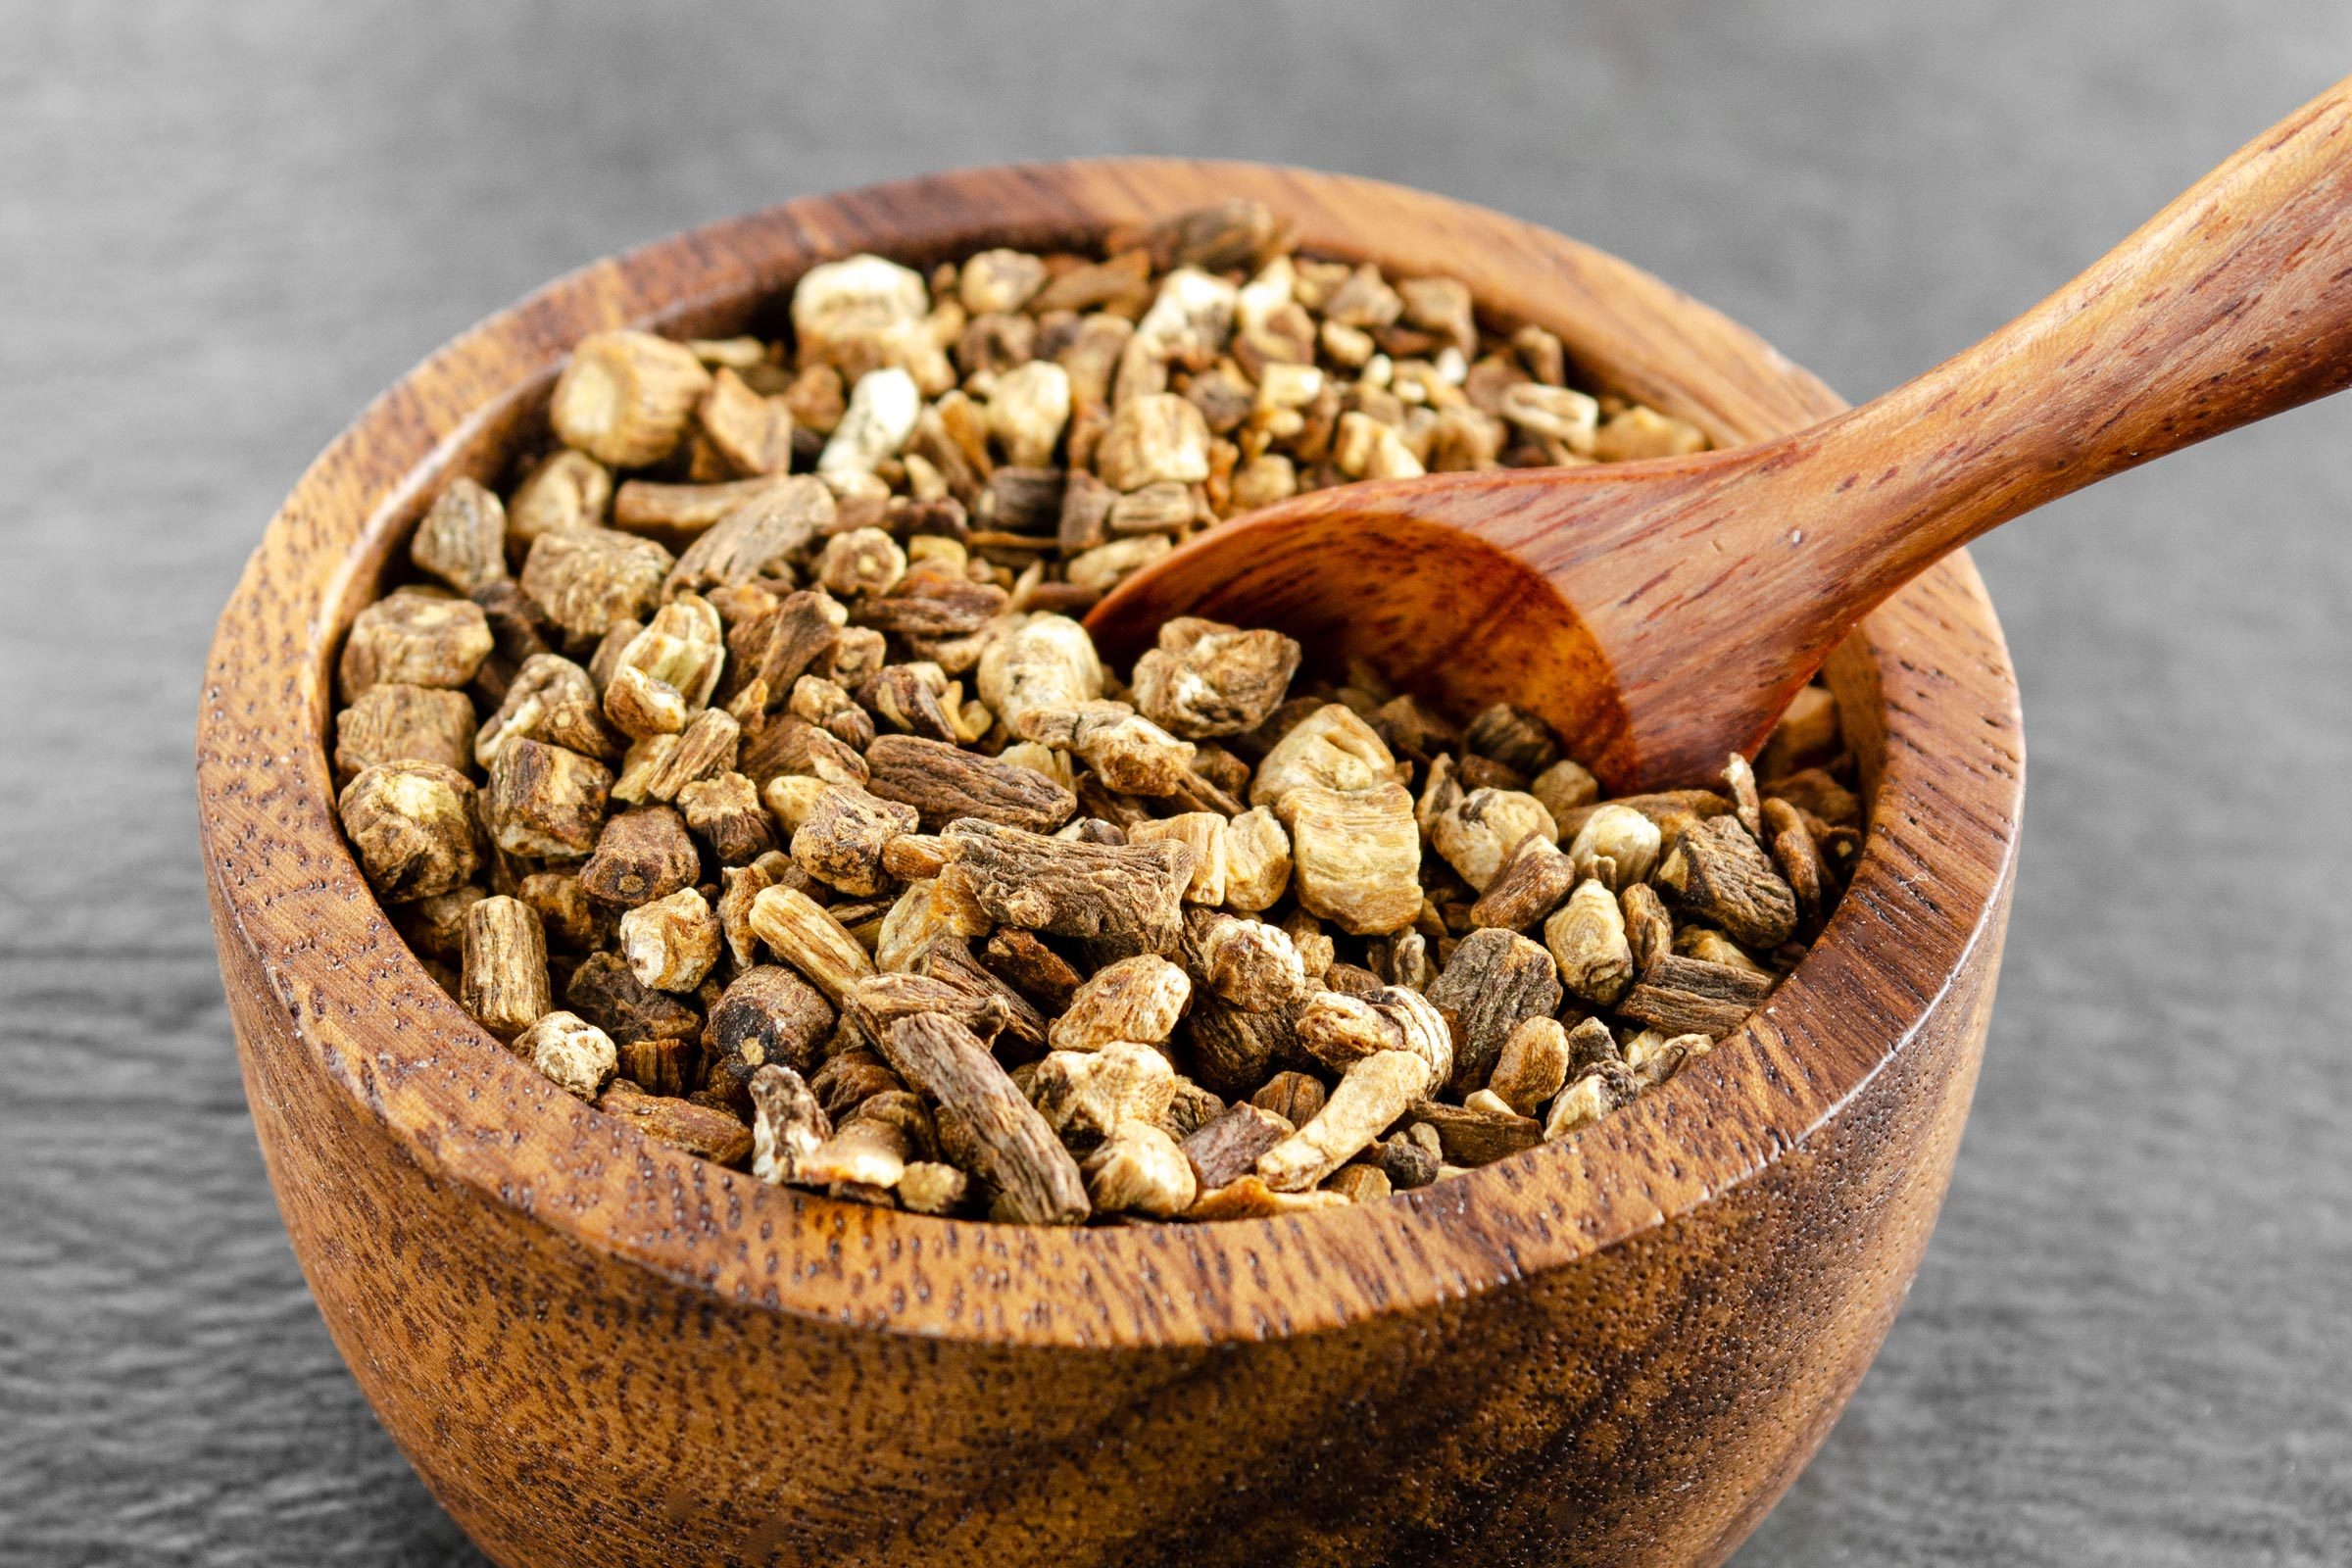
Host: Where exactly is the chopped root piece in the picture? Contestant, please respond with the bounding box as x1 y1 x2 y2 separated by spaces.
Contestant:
878 1014 1088 1224
1256 1049 1433 1193
1654 815 1799 950
339 760 480 903
747 885 875 1004
1047 955 1191 1052
515 1010 617 1100
597 1083 752 1164
1083 1124 1198 1217
940 819 1192 957
749 1064 831 1185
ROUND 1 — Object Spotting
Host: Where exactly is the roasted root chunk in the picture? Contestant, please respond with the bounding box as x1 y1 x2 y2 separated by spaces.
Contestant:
339 589 493 703
476 654 619 766
794 256 942 390
1256 1049 1431 1193
1468 840 1576 932
1654 815 1799 950
597 1083 752 1164
749 1064 830 1186
1130 618 1301 739
1084 1125 1198 1217
897 1160 972 1216
846 969 1009 1053
799 1091 927 1191
618 888 720 992
1250 1070 1324 1129
395 887 484 962
1015 702 1196 797
858 664 956 740
1614 953 1773 1041
1128 812 1227 905
709 965 834 1078
520 528 675 642
1097 393 1210 490
1410 1098 1544 1167
1487 1016 1570 1117
853 566 1007 639
1545 879 1634 1006
864 734 1075 834
666 477 833 597
1568 803 1662 891
515 1011 618 1100
1531 758 1601 822
338 760 480 902
1218 807 1293 912
1181 994 1299 1101
816 525 907 600
740 714 867 793
979 927 1082 1012
878 1014 1087 1225
484 737 612 858
1429 788 1557 893
508 450 612 549
676 771 776 864
461 895 549 1040
940 819 1192 957
1758 686 1843 780
1180 1102 1295 1192
1463 702 1560 777
1250 703 1398 808
1592 405 1706 463
1183 908 1310 1012
1047 955 1191 1053
578 807 698 907
334 683 474 779
976 614 1103 733
1761 795 1830 933
550 329 713 467
625 708 739 803
871 878 979 973
565 952 702 1049
698 367 793 475
410 477 508 596
790 784 920 896
1545 1060 1640 1139
603 595 725 739
1423 928 1562 1097
1626 1030 1715 1086
1295 987 1453 1082
808 1047 904 1123
1280 782 1421 936
1030 1042 1177 1150
747 884 874 1004
727 588 846 708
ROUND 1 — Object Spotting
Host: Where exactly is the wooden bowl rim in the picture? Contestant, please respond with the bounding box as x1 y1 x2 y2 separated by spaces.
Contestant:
198 158 2023 1348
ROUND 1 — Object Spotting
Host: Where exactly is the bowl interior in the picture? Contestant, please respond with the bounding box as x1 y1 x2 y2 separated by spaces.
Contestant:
202 160 2021 1347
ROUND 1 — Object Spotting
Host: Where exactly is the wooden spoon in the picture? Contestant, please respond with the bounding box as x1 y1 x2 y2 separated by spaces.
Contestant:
1090 79 2352 791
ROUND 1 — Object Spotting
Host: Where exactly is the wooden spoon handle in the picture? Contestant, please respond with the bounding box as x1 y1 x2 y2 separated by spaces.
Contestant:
1765 75 2352 632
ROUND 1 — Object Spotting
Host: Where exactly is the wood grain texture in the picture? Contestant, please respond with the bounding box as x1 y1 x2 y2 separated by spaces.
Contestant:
1097 80 2352 792
196 161 2025 1567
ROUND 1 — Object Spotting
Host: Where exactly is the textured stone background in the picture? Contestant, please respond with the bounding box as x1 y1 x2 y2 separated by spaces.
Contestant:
4 3 2349 1563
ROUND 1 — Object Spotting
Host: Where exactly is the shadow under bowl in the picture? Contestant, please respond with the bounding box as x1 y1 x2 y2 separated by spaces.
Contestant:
197 160 2024 1568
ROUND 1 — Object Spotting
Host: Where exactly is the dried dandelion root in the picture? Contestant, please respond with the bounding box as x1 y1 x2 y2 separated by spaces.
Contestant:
335 206 1855 1221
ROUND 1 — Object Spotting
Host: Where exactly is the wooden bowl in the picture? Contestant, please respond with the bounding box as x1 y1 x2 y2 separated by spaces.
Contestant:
197 161 2023 1568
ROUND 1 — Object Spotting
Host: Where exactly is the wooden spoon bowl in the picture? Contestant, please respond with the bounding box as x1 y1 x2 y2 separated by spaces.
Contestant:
197 161 2024 1568
1097 82 2352 791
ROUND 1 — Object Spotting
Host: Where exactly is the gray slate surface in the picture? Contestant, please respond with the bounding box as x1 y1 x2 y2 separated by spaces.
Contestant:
3 3 2348 1563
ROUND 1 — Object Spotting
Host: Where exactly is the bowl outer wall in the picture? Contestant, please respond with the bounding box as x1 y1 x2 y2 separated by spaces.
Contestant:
197 160 2024 1568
